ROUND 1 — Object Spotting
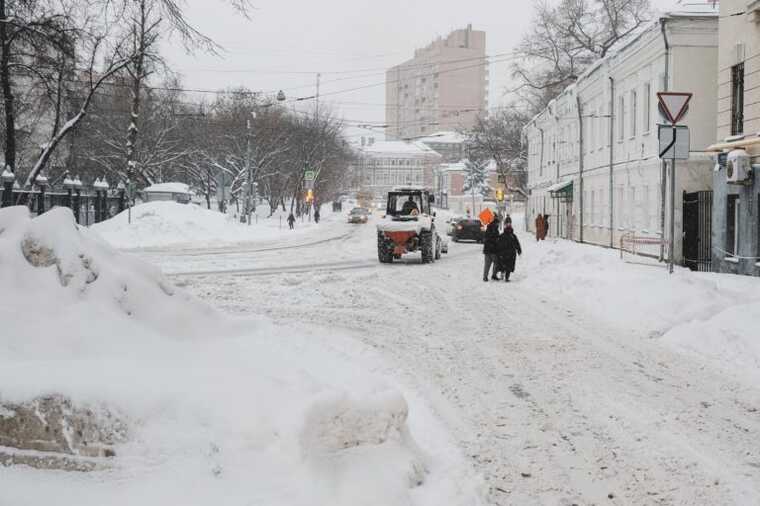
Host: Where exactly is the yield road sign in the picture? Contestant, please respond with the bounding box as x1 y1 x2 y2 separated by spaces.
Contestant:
657 92 692 124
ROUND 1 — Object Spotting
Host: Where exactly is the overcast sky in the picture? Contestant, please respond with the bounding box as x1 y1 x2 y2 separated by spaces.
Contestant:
164 0 682 140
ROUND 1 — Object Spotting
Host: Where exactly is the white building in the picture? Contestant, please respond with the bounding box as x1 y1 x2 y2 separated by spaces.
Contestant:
523 2 719 264
354 140 442 200
416 131 469 163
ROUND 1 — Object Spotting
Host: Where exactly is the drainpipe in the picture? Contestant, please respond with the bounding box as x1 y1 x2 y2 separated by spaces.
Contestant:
659 18 670 261
577 94 584 243
539 126 545 216
609 75 615 248
554 114 560 237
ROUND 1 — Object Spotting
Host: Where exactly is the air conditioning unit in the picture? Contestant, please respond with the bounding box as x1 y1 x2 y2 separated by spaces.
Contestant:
726 149 752 183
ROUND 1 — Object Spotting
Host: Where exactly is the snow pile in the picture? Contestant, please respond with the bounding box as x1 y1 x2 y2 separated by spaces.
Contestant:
520 236 760 383
91 201 342 249
0 206 476 505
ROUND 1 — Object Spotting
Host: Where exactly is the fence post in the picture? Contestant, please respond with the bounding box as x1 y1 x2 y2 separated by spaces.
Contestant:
1 170 14 208
117 182 126 213
36 174 48 216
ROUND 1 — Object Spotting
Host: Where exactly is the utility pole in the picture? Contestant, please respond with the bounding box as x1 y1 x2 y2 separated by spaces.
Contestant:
669 130 676 274
246 117 252 225
315 73 321 119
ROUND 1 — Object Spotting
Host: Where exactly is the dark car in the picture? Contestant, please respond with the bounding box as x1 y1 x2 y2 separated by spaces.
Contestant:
451 219 484 242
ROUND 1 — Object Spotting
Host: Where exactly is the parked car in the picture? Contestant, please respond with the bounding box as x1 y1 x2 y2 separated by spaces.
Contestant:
445 215 463 236
348 207 370 224
450 218 484 242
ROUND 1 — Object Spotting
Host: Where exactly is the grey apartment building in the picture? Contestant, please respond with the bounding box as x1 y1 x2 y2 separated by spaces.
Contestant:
386 25 488 140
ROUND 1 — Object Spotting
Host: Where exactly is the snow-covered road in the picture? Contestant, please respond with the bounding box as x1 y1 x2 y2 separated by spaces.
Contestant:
142 213 760 505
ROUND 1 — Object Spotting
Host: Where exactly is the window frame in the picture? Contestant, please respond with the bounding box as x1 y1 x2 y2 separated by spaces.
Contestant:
618 95 625 142
630 90 638 139
643 83 651 135
731 63 745 136
726 194 740 257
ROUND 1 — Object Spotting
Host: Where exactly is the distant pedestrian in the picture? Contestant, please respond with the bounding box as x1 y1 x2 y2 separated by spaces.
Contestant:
482 219 500 282
314 208 320 223
287 212 296 230
535 214 544 242
497 222 522 282
542 214 550 240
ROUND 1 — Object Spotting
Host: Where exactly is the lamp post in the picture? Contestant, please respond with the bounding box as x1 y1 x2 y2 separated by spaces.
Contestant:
36 173 48 216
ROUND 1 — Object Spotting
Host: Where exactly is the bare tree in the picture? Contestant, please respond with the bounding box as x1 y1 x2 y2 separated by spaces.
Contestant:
513 0 651 112
0 0 79 172
24 35 135 187
465 108 529 194
115 0 251 183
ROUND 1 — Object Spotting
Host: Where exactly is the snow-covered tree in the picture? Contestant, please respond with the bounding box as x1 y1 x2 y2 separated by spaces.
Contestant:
462 159 491 198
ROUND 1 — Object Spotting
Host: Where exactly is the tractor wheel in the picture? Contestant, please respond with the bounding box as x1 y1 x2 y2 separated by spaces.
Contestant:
420 231 434 264
377 232 394 263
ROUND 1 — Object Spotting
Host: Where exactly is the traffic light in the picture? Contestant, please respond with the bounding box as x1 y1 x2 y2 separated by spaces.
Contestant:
495 188 504 202
306 189 314 202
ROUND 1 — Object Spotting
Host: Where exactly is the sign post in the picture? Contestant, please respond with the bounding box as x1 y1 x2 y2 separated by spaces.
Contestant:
657 92 692 275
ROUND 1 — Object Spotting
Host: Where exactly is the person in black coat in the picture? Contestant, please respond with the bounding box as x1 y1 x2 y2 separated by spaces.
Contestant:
482 219 501 282
497 223 522 282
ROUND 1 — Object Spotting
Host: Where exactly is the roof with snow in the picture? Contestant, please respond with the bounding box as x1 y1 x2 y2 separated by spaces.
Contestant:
360 140 441 157
416 131 467 144
142 182 191 194
438 159 498 173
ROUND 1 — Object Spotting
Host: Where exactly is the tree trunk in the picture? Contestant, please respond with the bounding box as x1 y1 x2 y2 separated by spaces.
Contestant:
1 0 17 172
125 1 148 182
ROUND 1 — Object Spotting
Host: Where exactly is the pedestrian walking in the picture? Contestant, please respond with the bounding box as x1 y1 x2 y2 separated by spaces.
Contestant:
314 208 321 224
287 212 296 230
542 214 550 240
497 221 522 282
535 214 544 242
482 219 500 282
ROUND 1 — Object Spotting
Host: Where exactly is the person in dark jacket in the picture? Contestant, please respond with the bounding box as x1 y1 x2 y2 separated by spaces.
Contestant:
497 222 522 282
314 208 320 223
482 219 501 282
287 212 296 230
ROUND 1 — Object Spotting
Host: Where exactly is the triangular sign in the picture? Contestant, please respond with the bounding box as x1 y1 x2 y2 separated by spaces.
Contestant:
657 92 692 124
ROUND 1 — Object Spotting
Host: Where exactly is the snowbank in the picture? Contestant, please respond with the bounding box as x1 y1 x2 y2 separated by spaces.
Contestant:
91 201 344 249
0 206 479 505
520 235 760 384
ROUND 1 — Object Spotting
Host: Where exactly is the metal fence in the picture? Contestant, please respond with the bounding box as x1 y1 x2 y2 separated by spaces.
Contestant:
1 182 127 225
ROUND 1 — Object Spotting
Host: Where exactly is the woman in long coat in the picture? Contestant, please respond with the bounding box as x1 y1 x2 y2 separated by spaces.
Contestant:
482 219 501 282
535 214 544 242
497 223 522 282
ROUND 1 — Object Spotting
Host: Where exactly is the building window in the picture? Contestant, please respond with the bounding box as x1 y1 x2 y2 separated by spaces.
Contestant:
630 90 638 138
731 63 745 135
643 83 651 134
726 195 740 257
618 96 625 141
